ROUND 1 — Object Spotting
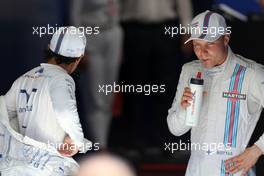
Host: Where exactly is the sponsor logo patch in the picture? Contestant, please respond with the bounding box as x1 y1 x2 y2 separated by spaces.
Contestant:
222 91 246 100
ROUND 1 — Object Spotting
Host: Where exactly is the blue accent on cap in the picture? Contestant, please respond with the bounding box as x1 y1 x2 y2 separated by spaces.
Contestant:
199 11 214 39
54 27 68 54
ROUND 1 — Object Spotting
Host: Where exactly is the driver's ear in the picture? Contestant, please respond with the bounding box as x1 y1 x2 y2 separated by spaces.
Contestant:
223 35 230 46
74 57 82 65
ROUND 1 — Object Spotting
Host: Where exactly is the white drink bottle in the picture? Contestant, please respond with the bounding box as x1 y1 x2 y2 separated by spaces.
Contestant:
185 72 204 126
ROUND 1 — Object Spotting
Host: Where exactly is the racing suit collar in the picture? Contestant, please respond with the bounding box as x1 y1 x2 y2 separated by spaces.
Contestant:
40 63 68 74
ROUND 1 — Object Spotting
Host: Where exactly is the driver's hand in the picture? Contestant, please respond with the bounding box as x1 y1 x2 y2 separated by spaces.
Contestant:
58 135 79 157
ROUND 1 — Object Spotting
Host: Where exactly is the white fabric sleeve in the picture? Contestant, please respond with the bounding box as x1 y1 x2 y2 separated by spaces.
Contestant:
176 0 193 27
49 75 91 153
4 79 20 132
167 65 191 136
4 79 18 120
249 66 264 154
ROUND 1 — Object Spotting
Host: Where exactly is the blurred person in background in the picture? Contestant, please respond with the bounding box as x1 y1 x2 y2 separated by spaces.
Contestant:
119 0 193 156
71 0 123 151
78 153 136 176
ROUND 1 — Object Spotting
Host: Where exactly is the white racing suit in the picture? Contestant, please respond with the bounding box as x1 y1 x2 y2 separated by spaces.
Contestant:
4 63 89 151
0 96 79 176
167 47 264 176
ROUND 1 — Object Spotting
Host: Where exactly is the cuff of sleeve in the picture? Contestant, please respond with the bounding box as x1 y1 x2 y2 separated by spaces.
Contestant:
179 106 187 119
254 140 264 155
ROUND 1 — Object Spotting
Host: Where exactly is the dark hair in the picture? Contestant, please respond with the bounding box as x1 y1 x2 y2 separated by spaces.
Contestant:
44 48 80 65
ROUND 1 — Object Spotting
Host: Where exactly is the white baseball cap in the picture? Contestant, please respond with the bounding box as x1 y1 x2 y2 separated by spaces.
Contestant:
185 10 228 44
49 26 86 58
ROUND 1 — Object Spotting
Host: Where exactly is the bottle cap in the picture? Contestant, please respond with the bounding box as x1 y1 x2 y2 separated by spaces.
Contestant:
190 72 204 85
196 72 202 79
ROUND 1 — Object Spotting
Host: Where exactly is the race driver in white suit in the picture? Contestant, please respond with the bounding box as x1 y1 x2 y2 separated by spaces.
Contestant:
167 11 264 176
1 26 91 175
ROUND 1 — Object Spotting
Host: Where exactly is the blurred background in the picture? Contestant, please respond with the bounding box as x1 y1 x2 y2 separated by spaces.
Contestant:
1 0 264 175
